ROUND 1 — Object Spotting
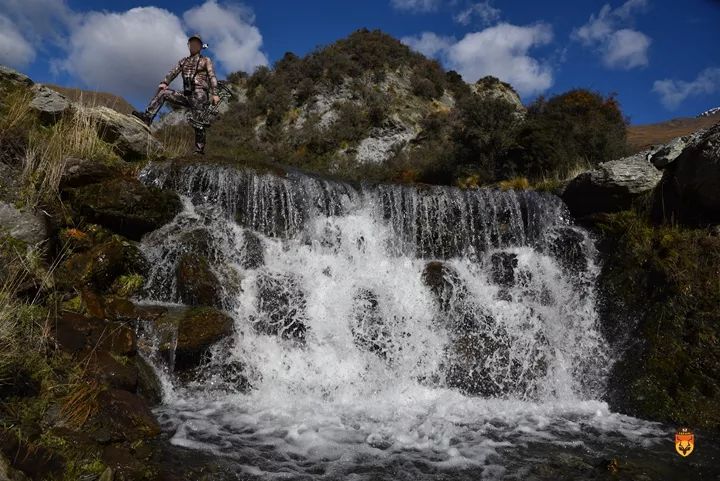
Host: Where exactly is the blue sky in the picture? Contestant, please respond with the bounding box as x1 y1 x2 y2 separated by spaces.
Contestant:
1 0 719 124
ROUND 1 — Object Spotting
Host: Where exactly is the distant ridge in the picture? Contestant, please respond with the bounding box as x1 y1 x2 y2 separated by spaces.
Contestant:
627 109 720 153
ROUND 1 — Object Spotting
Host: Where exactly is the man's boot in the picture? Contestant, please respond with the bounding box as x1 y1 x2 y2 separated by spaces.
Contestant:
131 110 153 127
193 126 206 155
194 142 205 155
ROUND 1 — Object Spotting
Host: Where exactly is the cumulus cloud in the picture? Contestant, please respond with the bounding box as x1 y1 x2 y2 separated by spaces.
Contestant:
454 1 501 26
57 7 188 100
0 14 36 68
403 23 554 96
572 0 651 69
391 0 442 13
51 1 268 102
653 68 720 110
183 0 268 73
401 32 455 58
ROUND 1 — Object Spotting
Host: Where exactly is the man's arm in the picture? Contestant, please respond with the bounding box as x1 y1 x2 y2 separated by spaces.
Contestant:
206 57 219 97
161 60 183 87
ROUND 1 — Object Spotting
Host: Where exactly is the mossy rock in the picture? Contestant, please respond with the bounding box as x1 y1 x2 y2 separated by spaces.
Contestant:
55 236 148 292
144 306 234 372
65 178 181 241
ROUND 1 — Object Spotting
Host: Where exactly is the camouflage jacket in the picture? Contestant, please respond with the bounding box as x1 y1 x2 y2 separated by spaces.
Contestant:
162 53 218 96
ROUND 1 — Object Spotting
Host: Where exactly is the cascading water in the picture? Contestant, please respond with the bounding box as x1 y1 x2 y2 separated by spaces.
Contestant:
134 160 672 480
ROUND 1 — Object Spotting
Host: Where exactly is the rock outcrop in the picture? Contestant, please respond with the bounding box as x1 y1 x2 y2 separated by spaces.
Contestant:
561 151 662 218
471 75 525 115
0 202 48 245
86 106 162 160
652 123 720 226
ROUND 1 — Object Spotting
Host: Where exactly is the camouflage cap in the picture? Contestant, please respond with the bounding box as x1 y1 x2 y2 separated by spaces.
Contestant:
188 33 203 44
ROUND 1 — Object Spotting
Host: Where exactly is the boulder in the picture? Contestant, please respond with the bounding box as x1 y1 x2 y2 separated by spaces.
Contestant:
652 124 720 226
66 178 182 240
241 230 264 269
56 237 148 291
87 389 160 443
649 134 700 169
561 152 662 218
29 85 72 124
175 253 221 307
59 157 123 190
0 202 48 245
85 106 162 161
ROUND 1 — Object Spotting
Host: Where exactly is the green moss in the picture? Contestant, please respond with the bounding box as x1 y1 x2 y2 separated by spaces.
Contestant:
111 273 145 297
597 210 720 429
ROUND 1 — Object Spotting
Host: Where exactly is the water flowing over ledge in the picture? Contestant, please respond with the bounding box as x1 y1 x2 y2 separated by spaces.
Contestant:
135 159 670 480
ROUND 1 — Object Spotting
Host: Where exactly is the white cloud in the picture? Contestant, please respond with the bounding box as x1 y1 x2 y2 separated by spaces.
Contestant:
401 32 455 58
51 1 267 102
454 1 501 26
653 68 720 110
403 23 554 96
602 29 650 69
572 0 651 70
57 7 188 99
0 14 36 69
183 0 268 73
391 0 442 13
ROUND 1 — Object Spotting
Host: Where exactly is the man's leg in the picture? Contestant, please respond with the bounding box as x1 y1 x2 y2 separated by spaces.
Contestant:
133 89 187 126
190 89 210 154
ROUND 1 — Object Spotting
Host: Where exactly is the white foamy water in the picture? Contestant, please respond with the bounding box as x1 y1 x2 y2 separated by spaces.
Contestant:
136 162 672 480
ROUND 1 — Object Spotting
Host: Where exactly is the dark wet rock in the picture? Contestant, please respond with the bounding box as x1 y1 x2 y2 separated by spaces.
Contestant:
178 228 213 257
175 253 221 307
145 306 234 372
0 202 48 245
489 251 518 288
545 226 588 273
351 289 394 359
241 230 264 269
59 157 123 190
29 84 72 124
56 236 148 291
66 178 181 241
87 389 160 443
135 355 163 405
421 261 464 312
86 106 162 161
183 354 251 393
52 309 137 359
252 273 308 341
562 152 662 218
651 123 720 226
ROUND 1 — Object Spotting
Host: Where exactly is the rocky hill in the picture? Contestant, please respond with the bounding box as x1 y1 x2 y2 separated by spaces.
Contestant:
627 108 720 152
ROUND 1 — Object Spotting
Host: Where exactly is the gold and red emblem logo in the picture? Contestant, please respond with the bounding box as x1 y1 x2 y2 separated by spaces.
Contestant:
675 427 694 457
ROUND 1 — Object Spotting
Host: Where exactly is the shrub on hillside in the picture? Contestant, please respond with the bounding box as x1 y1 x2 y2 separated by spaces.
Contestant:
508 89 628 181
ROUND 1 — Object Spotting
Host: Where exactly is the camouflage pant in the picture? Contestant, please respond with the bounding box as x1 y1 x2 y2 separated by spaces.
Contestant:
145 88 209 150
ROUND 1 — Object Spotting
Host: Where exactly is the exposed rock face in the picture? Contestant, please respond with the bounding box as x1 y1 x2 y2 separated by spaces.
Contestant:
29 84 72 123
652 123 720 226
66 178 182 240
471 76 525 115
0 202 48 245
356 120 416 164
562 151 662 218
86 106 163 160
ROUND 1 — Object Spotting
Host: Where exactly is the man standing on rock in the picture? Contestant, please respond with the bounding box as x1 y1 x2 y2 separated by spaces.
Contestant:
132 34 220 155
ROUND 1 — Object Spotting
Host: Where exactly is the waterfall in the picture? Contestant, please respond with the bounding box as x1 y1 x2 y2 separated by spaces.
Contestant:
135 160 667 480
